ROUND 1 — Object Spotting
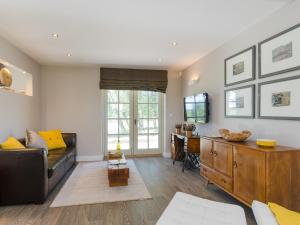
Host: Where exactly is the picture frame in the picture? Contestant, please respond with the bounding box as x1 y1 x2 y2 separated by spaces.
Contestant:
224 46 256 86
258 75 300 120
258 23 300 78
225 84 255 118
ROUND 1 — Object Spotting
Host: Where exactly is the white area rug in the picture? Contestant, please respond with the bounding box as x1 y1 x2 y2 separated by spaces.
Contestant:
50 160 152 207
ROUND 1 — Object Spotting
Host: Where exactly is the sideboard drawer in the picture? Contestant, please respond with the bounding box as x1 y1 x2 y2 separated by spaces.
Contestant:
201 164 232 192
200 164 215 180
214 171 233 192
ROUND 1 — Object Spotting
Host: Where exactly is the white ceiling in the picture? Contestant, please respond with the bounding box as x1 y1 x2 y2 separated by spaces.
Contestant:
0 0 292 70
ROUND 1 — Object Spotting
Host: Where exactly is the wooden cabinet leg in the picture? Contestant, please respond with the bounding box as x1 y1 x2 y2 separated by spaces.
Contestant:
205 179 211 188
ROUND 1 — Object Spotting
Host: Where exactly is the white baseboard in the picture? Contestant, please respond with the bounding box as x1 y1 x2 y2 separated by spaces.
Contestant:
76 155 104 162
163 152 171 158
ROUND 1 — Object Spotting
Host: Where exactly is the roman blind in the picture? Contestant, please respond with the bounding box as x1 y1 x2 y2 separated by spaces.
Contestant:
100 68 168 93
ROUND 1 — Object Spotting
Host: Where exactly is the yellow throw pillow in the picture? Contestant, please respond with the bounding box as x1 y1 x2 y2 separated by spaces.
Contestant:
38 130 66 150
268 202 300 225
1 136 26 150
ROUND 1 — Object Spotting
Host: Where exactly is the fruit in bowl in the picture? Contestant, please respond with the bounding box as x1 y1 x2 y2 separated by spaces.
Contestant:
219 129 252 142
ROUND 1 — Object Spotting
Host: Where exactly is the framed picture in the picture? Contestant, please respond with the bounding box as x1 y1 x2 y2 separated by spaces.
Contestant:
225 46 256 86
259 23 300 78
225 84 255 118
258 75 300 120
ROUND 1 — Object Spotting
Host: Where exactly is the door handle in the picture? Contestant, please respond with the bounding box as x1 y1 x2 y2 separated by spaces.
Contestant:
134 119 137 125
213 151 218 157
233 161 238 168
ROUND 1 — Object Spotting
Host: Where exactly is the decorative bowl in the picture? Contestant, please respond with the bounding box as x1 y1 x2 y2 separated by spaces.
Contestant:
256 139 277 147
219 129 252 142
0 67 12 87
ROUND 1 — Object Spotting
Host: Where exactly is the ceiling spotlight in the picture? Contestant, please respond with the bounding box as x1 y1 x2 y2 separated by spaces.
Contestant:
52 33 59 38
67 53 72 57
172 42 178 46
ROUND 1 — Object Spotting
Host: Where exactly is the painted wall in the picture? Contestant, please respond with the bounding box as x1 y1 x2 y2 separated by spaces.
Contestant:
182 1 300 147
41 66 182 160
164 71 184 157
0 36 41 142
41 66 103 161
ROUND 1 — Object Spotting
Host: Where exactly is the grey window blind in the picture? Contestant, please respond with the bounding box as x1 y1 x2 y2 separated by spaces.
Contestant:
100 68 168 93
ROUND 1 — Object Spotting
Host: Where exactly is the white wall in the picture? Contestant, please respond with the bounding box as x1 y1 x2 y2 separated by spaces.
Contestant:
41 66 183 160
41 66 103 161
164 71 184 157
182 1 300 147
0 36 41 142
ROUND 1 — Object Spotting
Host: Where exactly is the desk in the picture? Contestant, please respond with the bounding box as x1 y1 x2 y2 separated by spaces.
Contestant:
171 133 200 168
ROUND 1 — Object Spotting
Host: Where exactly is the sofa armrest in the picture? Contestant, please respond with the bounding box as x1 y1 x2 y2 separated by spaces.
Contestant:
0 148 48 205
62 133 77 148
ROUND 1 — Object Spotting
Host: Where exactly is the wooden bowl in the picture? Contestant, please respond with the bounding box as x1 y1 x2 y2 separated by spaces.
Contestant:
219 129 251 142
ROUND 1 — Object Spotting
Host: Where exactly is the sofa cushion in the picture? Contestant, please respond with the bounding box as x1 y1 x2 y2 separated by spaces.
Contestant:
39 130 66 150
268 202 300 225
47 147 76 178
0 136 26 150
26 130 48 154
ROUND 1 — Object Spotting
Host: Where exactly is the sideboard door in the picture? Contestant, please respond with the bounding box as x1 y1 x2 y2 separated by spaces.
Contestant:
233 146 266 204
200 138 213 167
213 142 233 177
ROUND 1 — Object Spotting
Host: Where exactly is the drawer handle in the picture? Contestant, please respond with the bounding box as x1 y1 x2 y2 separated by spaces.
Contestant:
220 178 226 184
203 168 207 172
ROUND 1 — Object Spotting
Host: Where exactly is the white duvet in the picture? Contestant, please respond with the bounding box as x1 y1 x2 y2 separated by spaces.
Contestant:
156 192 247 225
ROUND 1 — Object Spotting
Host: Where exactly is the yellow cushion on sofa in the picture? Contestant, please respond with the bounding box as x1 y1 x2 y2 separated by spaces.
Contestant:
0 136 25 150
268 202 300 225
38 130 66 150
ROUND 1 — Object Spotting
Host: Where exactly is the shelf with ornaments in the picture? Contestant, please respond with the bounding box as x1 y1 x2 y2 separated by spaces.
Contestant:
0 59 33 96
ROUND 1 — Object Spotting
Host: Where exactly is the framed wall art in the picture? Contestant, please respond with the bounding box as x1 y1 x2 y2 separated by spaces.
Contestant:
258 75 300 120
259 23 300 78
225 84 255 118
224 46 256 86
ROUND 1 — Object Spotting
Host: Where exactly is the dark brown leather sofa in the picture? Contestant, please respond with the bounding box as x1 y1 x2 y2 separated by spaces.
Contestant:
0 133 76 205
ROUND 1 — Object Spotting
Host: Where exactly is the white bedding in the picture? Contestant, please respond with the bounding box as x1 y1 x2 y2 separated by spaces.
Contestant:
156 192 247 225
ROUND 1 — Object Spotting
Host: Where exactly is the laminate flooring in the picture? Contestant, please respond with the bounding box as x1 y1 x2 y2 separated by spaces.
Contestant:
0 157 257 225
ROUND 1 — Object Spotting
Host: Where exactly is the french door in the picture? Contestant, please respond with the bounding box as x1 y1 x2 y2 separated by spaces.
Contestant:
105 90 163 156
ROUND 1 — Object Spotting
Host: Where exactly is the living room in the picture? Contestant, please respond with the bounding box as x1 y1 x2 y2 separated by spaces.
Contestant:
0 0 300 225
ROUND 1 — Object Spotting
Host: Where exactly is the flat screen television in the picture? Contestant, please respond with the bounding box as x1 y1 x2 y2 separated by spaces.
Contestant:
184 93 209 123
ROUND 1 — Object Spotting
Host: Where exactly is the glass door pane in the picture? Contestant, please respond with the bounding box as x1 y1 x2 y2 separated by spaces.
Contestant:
106 90 132 155
135 91 161 154
105 90 162 156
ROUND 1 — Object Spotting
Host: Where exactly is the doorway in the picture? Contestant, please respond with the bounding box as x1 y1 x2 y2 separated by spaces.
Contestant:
104 90 163 156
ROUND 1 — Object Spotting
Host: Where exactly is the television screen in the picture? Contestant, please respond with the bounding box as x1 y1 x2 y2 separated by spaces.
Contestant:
184 93 209 123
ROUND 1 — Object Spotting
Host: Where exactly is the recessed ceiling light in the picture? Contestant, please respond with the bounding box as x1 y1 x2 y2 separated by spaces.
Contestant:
22 71 26 74
67 53 72 57
172 42 178 46
52 33 59 38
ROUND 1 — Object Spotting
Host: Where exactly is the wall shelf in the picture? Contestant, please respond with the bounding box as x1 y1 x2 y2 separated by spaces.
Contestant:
0 59 33 96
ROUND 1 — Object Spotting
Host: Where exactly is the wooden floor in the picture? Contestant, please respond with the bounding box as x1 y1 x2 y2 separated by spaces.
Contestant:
0 157 257 225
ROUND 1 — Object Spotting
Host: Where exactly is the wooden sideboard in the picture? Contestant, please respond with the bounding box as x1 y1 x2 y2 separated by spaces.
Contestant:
200 137 300 211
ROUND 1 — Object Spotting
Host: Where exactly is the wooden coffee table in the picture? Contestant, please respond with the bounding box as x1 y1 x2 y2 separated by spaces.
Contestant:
107 151 129 187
